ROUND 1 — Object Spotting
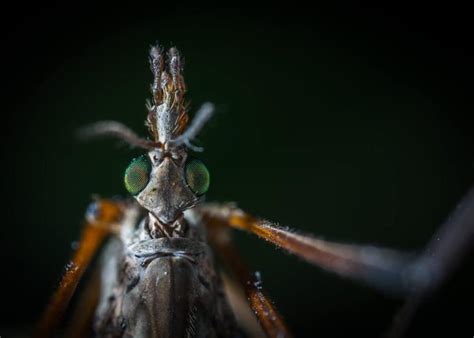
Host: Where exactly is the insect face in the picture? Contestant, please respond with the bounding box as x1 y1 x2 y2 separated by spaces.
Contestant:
124 147 210 229
80 44 215 239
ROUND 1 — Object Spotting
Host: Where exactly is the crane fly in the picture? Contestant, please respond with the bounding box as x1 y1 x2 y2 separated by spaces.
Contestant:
34 43 474 338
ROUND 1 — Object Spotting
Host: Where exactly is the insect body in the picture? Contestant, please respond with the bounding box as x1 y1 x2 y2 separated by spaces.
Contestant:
81 46 239 337
35 44 474 338
93 204 238 338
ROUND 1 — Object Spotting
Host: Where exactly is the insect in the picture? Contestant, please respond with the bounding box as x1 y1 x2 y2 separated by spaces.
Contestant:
34 44 474 338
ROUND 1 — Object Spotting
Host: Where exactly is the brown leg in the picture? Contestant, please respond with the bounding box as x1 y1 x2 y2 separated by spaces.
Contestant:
63 263 101 338
199 185 474 337
220 272 266 338
33 199 125 338
204 214 293 338
198 203 412 294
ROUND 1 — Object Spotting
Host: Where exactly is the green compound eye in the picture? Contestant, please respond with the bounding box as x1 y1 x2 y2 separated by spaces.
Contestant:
124 155 152 195
185 159 210 196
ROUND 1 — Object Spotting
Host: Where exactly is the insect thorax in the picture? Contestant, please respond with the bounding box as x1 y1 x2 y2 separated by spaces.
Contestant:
94 205 239 338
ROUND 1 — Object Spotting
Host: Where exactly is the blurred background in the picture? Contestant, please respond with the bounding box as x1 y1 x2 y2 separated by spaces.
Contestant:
1 3 473 337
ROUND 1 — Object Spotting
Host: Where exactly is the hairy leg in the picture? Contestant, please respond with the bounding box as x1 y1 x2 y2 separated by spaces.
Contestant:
198 186 474 336
202 212 293 338
385 186 474 337
33 199 126 338
197 203 412 294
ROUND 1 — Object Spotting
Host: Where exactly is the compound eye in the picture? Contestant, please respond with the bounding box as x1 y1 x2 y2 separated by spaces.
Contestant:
185 159 210 196
124 155 152 195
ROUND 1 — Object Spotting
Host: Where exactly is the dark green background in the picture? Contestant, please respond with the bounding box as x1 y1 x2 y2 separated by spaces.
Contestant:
2 4 473 337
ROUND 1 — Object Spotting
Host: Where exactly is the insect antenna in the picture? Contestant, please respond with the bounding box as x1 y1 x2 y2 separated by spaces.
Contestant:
147 44 190 143
169 102 215 151
77 120 161 150
78 44 214 151
149 44 165 105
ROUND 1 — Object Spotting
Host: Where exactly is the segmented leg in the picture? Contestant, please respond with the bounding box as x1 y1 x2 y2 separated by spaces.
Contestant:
197 203 412 294
220 272 266 338
199 185 474 337
202 212 293 338
63 264 101 338
385 186 474 337
33 199 125 338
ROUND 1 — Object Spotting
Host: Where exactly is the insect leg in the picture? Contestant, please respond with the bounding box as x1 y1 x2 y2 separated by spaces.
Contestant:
62 262 101 338
33 198 126 338
203 214 293 338
385 186 474 337
220 272 266 338
197 203 413 294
